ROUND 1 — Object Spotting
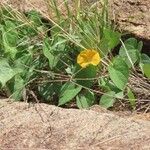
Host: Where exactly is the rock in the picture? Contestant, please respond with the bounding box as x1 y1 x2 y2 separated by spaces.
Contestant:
0 99 150 149
111 0 150 40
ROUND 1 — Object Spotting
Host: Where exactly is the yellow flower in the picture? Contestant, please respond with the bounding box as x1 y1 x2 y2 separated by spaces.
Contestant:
77 49 101 68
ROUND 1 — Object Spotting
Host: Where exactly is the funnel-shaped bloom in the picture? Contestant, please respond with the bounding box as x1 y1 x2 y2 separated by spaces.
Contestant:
77 49 100 68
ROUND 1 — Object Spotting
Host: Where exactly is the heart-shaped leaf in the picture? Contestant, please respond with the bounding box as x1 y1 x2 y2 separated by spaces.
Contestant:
0 59 20 87
76 90 95 108
58 82 82 106
99 91 116 108
108 57 129 90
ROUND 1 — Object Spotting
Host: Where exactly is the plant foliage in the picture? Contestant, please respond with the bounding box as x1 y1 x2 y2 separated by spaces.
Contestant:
0 1 149 110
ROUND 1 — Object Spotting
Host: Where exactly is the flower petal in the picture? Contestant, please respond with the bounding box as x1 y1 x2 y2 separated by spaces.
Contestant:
90 52 101 66
77 49 101 68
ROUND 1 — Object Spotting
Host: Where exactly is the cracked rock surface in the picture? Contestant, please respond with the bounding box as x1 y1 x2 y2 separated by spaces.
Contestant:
111 0 150 40
0 99 150 149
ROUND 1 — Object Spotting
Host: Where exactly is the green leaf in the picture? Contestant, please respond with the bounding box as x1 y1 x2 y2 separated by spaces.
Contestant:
11 75 25 100
38 82 61 101
99 77 122 94
108 57 129 90
143 64 150 78
1 24 18 59
74 65 97 88
38 83 54 101
76 90 95 109
4 20 18 46
99 91 116 108
3 44 17 59
27 10 42 26
43 38 59 69
76 96 89 109
3 31 18 47
103 28 121 49
99 38 109 56
119 38 141 68
115 91 124 99
58 82 82 106
0 59 19 87
140 54 150 78
99 29 121 57
140 54 150 64
137 41 143 52
98 77 110 91
127 88 136 110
